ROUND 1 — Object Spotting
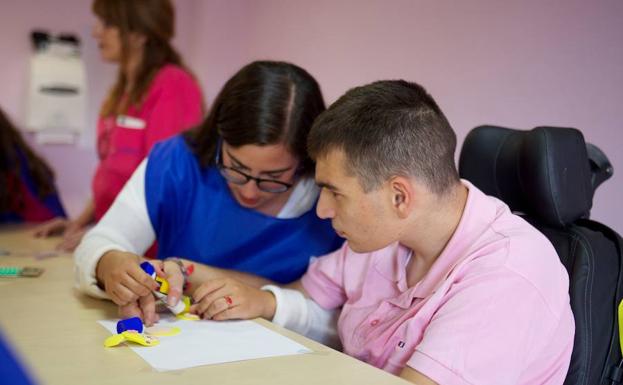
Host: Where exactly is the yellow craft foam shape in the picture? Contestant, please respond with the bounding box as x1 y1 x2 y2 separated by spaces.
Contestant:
104 331 159 348
176 313 200 321
146 325 182 337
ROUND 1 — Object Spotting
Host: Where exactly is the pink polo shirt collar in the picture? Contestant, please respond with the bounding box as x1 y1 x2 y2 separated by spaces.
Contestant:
374 180 499 307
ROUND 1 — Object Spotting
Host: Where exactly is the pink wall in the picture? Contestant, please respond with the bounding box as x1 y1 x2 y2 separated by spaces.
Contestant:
189 0 623 230
1 0 621 230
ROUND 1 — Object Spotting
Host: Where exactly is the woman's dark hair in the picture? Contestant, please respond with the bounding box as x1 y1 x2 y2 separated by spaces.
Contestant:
0 108 56 213
93 0 187 116
184 61 325 176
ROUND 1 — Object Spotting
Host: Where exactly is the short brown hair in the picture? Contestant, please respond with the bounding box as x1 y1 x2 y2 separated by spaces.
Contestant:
308 80 459 194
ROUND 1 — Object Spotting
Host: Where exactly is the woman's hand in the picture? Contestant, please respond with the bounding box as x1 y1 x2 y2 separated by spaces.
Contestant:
149 259 185 307
118 294 160 326
115 260 186 325
56 225 88 252
36 199 94 251
32 218 88 252
32 217 69 237
96 250 158 306
190 277 276 321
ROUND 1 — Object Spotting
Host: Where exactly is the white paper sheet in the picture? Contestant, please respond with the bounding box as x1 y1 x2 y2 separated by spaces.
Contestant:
98 316 311 371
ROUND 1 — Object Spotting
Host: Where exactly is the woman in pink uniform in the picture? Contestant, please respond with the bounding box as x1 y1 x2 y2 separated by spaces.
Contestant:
35 0 203 250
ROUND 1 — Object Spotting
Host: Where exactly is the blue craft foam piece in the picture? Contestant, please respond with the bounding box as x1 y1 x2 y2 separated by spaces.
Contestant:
116 317 143 334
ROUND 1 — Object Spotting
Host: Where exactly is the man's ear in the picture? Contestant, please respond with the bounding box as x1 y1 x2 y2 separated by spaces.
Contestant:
389 176 414 219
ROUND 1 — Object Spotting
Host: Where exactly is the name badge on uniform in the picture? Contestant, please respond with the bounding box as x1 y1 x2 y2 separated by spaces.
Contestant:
116 115 146 130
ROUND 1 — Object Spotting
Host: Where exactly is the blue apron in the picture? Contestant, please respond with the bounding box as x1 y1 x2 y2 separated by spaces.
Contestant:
145 136 342 283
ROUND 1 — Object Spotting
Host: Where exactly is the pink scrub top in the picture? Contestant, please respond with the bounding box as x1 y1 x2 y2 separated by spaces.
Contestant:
93 64 203 220
302 181 574 385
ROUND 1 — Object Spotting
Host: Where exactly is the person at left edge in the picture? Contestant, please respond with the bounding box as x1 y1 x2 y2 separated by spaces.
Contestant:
0 107 66 224
33 0 203 251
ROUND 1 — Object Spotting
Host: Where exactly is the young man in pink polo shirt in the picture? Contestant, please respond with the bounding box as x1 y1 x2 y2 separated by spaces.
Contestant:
175 80 575 384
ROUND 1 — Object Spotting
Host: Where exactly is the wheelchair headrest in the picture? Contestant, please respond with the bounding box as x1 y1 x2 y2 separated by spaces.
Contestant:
459 125 612 228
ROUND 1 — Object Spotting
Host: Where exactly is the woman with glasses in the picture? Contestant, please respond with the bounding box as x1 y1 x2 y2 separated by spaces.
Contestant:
74 61 342 325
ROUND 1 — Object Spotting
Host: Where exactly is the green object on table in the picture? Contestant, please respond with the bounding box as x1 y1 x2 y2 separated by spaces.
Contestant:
0 266 44 277
0 267 21 277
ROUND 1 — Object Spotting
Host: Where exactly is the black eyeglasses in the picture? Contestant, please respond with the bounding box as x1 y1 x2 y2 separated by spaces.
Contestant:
215 140 296 193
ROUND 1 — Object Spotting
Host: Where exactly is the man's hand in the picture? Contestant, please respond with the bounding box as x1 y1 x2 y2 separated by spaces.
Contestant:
96 251 158 305
190 278 276 321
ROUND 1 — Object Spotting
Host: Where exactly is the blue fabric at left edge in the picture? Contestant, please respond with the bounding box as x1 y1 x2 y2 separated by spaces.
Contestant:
0 329 36 385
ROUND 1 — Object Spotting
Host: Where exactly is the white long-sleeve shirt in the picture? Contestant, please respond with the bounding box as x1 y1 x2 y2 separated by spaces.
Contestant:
74 159 319 299
262 285 341 349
